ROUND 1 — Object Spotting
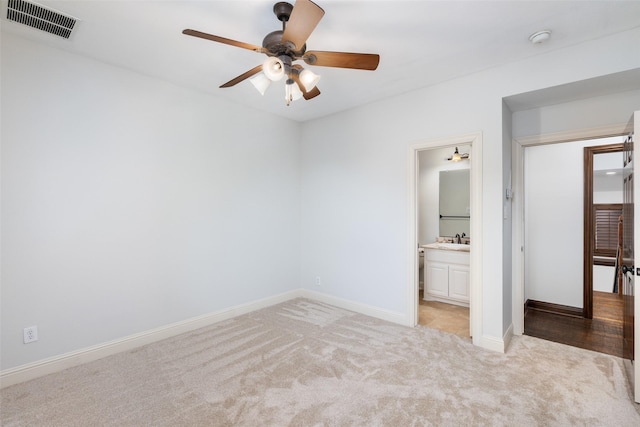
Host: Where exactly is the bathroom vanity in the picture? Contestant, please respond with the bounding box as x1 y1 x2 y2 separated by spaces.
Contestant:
421 243 470 307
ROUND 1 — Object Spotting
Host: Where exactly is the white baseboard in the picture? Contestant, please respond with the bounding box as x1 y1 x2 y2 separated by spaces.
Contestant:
299 289 409 325
0 289 305 389
502 323 514 352
479 335 506 353
477 323 513 353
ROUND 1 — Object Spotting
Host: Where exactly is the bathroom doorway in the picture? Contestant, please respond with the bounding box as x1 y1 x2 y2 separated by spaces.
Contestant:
407 132 483 346
417 146 471 338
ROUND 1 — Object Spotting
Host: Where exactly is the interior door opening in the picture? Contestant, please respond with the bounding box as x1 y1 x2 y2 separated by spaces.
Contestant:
407 131 483 348
512 111 639 403
584 142 625 320
416 146 471 340
521 136 626 357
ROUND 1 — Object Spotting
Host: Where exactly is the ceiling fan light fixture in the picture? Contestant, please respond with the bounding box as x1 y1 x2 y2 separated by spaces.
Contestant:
285 78 303 106
299 68 321 92
249 73 271 95
263 57 285 81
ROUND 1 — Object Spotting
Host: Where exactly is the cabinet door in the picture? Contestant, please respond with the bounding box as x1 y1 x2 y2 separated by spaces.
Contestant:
425 262 449 298
449 264 470 302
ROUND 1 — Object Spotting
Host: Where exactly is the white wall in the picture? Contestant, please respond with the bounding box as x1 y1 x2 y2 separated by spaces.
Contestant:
418 146 470 245
1 34 302 370
300 27 640 342
594 266 616 293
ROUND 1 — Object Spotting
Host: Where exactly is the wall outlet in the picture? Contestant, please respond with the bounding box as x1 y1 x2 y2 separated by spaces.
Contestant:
23 326 38 344
315 276 321 286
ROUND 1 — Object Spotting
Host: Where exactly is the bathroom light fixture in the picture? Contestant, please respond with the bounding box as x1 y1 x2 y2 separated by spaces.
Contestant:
447 147 469 162
529 30 551 44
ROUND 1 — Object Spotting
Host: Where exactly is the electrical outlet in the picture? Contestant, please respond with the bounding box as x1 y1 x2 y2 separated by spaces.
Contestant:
315 276 321 286
23 326 38 344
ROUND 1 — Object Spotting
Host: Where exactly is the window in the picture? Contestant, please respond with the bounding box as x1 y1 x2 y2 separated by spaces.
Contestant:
594 203 622 257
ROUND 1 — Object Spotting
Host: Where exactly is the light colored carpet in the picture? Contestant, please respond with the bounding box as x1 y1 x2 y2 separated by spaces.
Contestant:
2 298 639 426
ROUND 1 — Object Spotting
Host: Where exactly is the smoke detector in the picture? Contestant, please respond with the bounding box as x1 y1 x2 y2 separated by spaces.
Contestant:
529 30 551 44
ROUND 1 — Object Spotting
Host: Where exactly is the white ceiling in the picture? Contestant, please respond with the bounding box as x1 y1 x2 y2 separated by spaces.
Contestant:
2 0 640 122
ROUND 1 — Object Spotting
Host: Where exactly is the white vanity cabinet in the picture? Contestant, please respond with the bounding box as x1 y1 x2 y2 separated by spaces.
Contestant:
423 247 470 307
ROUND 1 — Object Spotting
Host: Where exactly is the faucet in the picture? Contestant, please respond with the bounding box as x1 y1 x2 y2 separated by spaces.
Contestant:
455 233 461 244
461 233 466 244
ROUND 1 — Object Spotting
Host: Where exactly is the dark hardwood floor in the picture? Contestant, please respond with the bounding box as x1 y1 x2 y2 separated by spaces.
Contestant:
524 291 623 357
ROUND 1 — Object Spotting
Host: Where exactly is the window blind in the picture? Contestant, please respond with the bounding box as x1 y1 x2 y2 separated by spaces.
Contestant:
594 203 622 257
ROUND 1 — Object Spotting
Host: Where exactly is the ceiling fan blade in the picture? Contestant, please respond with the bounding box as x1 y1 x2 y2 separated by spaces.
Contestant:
182 29 265 53
291 68 321 100
220 65 263 88
302 86 321 100
282 0 325 52
303 51 380 70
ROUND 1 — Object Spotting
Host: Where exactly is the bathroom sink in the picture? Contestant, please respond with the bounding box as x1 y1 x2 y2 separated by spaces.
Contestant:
435 243 470 251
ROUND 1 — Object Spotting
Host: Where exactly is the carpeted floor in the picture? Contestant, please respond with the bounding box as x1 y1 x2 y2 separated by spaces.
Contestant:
2 298 640 426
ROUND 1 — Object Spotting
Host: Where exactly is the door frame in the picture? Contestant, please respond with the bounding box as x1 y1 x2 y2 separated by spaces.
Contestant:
511 123 630 335
583 143 624 319
407 132 483 348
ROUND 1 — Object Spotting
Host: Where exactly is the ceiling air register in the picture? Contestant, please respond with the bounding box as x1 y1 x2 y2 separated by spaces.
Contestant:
6 0 77 39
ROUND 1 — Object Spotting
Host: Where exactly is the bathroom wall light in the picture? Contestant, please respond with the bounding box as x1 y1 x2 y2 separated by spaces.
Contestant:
448 147 469 162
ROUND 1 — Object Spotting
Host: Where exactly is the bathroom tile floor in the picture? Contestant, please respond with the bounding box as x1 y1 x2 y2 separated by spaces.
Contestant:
418 290 470 339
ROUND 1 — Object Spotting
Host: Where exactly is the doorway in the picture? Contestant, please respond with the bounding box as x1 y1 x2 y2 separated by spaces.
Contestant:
519 136 626 356
407 132 483 348
584 142 624 319
512 129 630 337
416 146 471 339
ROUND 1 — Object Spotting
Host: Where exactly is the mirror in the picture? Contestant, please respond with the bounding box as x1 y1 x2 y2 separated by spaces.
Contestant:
439 169 470 237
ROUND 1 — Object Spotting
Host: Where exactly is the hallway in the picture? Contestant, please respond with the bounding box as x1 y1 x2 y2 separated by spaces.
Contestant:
524 291 623 357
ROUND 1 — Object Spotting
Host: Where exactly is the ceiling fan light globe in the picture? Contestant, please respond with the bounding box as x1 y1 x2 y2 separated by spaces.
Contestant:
284 79 303 105
291 82 303 101
299 68 321 92
249 73 271 95
263 57 285 81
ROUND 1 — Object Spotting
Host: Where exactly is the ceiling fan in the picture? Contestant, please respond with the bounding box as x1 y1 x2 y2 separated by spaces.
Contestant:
182 0 380 106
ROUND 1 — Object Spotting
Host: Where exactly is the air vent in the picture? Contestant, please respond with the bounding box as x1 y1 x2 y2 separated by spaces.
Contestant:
6 0 77 39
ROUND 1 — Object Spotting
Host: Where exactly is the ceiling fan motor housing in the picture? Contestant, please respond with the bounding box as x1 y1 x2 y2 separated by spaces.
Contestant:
262 30 306 57
273 2 293 22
